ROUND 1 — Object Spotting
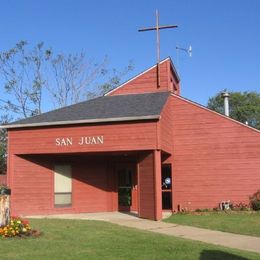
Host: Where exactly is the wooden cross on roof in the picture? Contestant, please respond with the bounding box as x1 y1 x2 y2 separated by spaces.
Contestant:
138 10 178 88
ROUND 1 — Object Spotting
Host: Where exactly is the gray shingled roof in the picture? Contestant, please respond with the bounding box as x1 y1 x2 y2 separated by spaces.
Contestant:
5 92 170 128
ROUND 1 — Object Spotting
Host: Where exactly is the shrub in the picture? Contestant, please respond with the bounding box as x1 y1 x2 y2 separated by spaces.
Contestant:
230 202 251 211
250 189 260 211
194 208 211 212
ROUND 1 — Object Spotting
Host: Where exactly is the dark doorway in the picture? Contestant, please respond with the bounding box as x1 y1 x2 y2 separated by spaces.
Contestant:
117 164 137 212
161 164 172 210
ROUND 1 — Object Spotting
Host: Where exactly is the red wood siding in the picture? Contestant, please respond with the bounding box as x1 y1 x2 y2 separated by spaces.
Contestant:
10 155 53 216
73 159 114 212
171 95 260 210
8 121 157 155
108 59 180 96
138 151 156 219
10 155 116 216
160 97 173 154
0 175 7 185
154 150 162 220
168 65 180 95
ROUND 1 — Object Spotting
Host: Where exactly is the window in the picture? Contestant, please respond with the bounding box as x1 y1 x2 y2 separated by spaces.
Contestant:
54 165 72 207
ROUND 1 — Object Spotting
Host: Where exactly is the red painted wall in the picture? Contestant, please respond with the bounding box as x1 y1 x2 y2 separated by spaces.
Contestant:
7 116 161 217
160 97 173 155
10 155 116 216
0 175 7 185
171 95 260 210
138 152 156 219
72 159 115 213
8 121 157 155
137 151 161 220
107 58 180 96
10 155 53 216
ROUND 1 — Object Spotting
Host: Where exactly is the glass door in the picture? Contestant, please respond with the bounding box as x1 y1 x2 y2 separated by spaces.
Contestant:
161 164 172 210
117 164 137 212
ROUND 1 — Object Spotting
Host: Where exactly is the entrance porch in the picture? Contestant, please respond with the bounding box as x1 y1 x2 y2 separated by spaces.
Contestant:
10 150 172 220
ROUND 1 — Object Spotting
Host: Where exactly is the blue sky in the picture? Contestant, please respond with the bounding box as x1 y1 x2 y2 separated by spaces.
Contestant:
0 0 259 110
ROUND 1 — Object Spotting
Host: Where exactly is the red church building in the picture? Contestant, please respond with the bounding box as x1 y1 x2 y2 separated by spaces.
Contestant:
2 57 260 220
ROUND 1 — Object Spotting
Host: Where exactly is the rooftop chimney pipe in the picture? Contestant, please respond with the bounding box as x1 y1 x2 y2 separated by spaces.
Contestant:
221 92 230 117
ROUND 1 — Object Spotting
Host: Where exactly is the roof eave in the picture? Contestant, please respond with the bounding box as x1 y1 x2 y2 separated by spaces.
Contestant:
1 115 161 130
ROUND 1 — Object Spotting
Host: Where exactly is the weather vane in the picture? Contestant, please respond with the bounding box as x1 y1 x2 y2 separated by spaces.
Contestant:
175 45 192 73
138 9 178 87
176 45 192 57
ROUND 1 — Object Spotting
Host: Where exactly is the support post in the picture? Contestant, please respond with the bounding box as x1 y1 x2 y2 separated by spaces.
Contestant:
154 150 162 220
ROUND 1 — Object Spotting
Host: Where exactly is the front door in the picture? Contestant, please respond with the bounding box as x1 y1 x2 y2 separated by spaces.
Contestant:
117 164 137 212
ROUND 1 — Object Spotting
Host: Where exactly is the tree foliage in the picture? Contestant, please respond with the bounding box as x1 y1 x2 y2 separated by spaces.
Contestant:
0 41 51 117
96 63 134 97
207 90 260 130
0 134 6 174
47 52 107 108
0 115 10 174
0 41 133 117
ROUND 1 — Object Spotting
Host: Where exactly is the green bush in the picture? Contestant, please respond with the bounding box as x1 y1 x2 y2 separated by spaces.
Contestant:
250 189 260 211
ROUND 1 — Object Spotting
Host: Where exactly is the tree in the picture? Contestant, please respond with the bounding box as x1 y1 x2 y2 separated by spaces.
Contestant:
96 62 134 96
0 41 51 117
0 115 10 174
0 135 6 174
207 90 260 130
47 52 106 108
0 41 133 116
48 54 133 107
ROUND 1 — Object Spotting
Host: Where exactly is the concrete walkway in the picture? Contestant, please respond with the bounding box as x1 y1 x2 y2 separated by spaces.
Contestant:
27 212 260 254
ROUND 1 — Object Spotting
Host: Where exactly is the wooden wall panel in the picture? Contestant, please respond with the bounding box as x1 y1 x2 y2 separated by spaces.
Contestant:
171 95 260 210
0 175 7 185
10 155 53 216
108 59 180 96
109 62 169 95
8 121 157 155
73 160 113 213
160 97 173 154
10 155 116 216
154 150 162 220
138 151 156 219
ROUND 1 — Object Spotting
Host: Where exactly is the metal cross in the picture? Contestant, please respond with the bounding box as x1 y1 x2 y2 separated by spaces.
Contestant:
138 10 178 87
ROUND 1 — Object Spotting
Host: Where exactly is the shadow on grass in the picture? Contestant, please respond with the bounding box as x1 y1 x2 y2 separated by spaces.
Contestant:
200 250 249 260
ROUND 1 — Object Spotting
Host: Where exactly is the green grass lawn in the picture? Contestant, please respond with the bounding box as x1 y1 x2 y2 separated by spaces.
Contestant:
164 211 260 237
0 219 259 259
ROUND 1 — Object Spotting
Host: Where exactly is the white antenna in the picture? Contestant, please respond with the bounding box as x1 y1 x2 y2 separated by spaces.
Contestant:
176 45 192 57
176 45 192 74
188 45 192 57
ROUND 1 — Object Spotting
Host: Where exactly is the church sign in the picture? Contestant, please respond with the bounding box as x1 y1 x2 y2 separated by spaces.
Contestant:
55 136 104 146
